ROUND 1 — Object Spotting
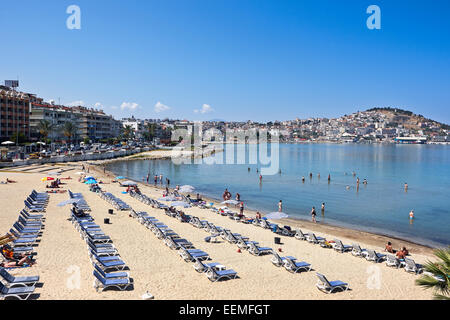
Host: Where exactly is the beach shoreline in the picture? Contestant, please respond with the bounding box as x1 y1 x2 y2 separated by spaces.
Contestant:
89 163 438 258
0 162 438 300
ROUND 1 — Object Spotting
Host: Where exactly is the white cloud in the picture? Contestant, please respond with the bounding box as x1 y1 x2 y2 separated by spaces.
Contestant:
68 100 85 107
120 102 139 111
194 104 213 114
154 101 170 113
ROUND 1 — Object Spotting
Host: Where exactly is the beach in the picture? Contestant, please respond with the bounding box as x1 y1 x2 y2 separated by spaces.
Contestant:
0 159 439 300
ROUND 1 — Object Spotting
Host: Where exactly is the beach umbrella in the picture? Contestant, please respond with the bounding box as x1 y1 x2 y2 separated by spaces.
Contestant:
75 172 85 175
116 176 126 180
41 177 55 182
1 141 14 145
36 142 46 145
56 198 85 207
84 176 95 180
265 212 289 220
170 201 191 208
48 172 61 176
179 185 195 193
85 180 97 184
121 181 137 186
158 196 178 201
221 200 239 205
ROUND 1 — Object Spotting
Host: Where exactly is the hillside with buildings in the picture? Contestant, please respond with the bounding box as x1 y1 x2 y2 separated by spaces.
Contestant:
0 82 448 145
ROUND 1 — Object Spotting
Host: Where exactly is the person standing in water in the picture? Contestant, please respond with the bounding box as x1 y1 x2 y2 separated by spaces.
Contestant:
309 172 313 179
259 174 262 183
278 200 283 212
302 176 305 183
317 173 320 179
321 202 325 215
328 174 331 182
409 210 414 220
311 207 317 223
404 183 408 192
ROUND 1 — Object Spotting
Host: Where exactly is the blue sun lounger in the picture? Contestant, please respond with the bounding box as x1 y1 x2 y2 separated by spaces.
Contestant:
0 268 39 287
316 273 349 294
93 270 132 292
0 282 35 300
206 267 238 282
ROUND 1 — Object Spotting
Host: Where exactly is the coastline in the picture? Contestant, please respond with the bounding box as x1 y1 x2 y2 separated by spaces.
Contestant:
0 162 437 299
92 163 437 257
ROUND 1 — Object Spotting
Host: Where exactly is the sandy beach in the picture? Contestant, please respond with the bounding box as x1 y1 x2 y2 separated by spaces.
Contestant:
0 161 438 300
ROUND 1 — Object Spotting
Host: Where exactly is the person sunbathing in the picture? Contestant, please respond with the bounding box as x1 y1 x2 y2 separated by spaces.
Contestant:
385 241 394 253
0 255 35 268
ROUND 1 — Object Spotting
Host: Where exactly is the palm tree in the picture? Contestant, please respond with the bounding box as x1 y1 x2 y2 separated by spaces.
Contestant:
60 121 77 145
143 123 156 142
122 125 135 140
37 120 54 143
416 247 450 300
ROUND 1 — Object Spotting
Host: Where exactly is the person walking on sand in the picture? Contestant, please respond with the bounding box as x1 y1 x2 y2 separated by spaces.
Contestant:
278 200 283 212
311 206 317 223
239 201 244 216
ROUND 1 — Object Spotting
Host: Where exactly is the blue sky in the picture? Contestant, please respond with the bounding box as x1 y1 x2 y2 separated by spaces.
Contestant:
1 0 449 123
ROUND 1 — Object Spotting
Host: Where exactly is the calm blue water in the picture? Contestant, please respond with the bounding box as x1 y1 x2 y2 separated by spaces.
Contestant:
107 144 450 247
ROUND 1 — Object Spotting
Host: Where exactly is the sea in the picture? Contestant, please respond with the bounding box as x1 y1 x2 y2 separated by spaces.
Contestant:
106 143 450 248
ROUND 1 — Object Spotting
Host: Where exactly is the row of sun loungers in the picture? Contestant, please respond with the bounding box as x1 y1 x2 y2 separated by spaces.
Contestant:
130 209 238 282
0 190 47 300
175 205 351 293
294 228 424 275
68 190 91 211
69 197 133 292
99 192 131 211
129 190 169 209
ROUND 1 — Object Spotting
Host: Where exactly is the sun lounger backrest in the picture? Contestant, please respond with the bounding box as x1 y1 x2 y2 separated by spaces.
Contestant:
404 258 416 269
0 268 15 282
316 273 331 287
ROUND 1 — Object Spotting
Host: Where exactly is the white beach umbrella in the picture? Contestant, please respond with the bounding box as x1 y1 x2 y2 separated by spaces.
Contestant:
1 141 14 145
121 180 137 186
158 196 178 201
179 185 195 193
221 200 239 205
75 172 85 175
265 212 289 220
48 172 61 176
170 201 191 208
36 142 46 145
57 198 85 207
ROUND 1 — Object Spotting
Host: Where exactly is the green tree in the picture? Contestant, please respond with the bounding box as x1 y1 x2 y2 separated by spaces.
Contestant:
122 125 135 140
10 132 27 144
37 120 54 143
60 122 77 145
143 123 156 142
416 247 450 300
